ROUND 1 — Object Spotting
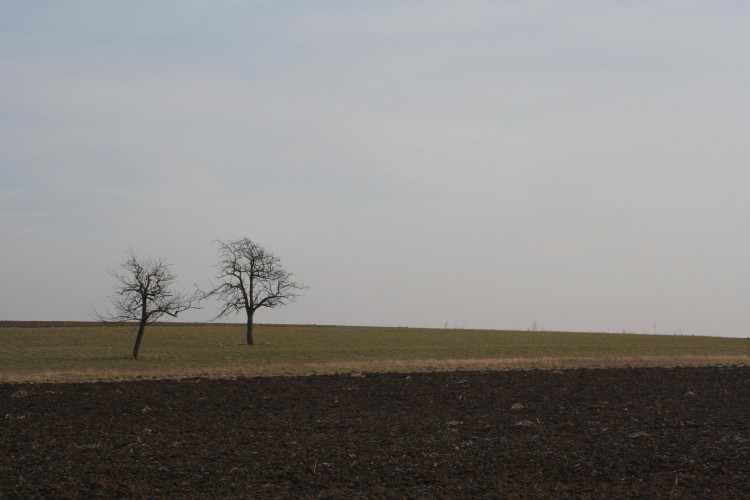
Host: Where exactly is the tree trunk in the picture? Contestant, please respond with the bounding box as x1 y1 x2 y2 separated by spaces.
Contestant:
246 308 255 346
133 319 147 359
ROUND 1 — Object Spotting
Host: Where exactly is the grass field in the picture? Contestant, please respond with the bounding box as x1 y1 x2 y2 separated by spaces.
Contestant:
2 322 749 383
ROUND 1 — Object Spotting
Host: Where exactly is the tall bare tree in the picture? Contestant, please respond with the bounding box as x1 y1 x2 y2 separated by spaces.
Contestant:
205 238 307 345
93 251 201 359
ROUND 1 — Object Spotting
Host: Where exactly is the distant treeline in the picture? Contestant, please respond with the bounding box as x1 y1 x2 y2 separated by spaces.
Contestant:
0 321 107 328
1 321 199 328
0 321 300 329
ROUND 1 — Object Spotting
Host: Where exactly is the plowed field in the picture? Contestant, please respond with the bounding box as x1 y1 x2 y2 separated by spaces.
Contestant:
2 366 749 498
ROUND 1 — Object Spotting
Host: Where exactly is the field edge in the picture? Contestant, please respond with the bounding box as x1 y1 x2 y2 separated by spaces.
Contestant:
2 354 748 385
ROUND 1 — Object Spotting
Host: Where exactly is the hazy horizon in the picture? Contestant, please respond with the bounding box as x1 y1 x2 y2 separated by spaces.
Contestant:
2 2 749 337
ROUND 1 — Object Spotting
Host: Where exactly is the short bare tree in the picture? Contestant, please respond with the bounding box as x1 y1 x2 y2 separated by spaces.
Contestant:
93 251 201 359
204 238 307 345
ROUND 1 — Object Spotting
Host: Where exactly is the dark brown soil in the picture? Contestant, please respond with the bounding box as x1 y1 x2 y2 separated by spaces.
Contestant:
2 366 749 498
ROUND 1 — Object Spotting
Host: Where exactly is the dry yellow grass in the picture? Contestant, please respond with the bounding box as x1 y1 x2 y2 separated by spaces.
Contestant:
2 354 748 384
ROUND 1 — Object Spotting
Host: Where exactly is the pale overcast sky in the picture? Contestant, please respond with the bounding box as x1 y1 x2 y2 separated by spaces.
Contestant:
1 1 749 336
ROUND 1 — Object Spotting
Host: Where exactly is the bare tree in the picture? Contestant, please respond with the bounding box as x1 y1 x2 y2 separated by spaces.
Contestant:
93 251 201 359
205 238 307 345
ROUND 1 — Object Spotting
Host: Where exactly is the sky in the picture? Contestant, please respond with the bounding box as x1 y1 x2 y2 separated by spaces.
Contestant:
1 1 749 337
